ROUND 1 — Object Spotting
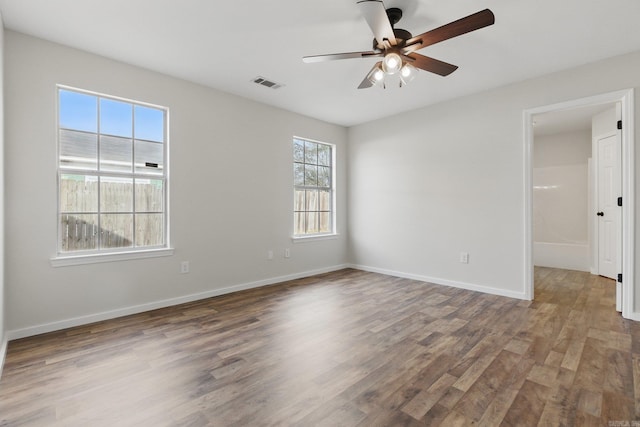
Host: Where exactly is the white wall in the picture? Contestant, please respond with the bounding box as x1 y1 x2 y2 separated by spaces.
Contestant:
533 130 592 168
4 31 348 337
533 130 591 271
533 163 588 244
0 13 6 366
593 106 617 137
348 50 640 303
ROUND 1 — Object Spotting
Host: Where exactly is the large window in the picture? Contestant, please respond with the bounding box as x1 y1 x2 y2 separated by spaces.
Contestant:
57 87 168 255
293 137 334 236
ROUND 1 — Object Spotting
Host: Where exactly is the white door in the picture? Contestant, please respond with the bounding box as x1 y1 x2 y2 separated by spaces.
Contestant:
596 131 621 284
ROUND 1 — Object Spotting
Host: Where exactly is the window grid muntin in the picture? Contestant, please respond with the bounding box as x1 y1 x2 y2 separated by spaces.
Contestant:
293 137 334 236
57 86 168 254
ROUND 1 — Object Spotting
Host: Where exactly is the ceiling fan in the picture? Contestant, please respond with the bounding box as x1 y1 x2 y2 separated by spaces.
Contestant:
303 1 495 89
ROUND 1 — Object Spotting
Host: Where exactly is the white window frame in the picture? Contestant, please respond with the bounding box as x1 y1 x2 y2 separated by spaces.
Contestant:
51 85 172 266
292 136 337 240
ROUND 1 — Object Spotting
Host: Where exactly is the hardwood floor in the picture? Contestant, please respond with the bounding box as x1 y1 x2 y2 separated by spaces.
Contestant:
1 267 638 426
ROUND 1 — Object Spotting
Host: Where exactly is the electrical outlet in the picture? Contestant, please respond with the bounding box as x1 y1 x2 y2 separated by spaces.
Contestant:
459 252 469 264
267 250 274 260
284 248 291 258
181 261 190 274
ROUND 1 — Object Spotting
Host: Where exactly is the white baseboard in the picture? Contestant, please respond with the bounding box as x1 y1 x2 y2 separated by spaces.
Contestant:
7 264 349 340
626 311 640 322
0 336 7 379
6 263 633 344
349 264 527 300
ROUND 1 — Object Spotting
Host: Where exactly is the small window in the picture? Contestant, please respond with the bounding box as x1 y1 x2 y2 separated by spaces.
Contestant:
57 86 169 255
293 137 334 236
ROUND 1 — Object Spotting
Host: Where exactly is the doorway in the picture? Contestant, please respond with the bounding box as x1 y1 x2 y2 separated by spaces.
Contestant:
524 89 635 319
531 108 595 274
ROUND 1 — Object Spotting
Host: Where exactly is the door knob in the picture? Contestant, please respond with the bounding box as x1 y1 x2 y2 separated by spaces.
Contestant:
597 212 604 216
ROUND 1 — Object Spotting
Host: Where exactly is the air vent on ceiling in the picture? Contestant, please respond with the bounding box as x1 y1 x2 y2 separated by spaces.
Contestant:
252 76 284 90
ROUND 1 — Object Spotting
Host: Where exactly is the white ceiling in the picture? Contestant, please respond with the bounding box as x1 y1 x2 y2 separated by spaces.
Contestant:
1 0 640 127
533 104 614 137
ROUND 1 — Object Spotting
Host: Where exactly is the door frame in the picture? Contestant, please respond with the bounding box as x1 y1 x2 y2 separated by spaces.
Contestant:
523 89 635 319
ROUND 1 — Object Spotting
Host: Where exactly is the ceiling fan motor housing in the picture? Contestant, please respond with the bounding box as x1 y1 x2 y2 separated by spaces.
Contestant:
372 8 412 49
372 28 412 50
386 7 403 26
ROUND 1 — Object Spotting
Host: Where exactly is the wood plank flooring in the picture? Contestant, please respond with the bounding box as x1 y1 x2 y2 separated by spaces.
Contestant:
1 267 639 426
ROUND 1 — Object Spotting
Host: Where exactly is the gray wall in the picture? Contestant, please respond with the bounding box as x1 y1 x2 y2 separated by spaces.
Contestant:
5 29 640 337
4 31 348 336
348 50 640 304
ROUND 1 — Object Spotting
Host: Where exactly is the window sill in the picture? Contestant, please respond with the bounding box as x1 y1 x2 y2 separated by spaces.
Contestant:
291 233 339 243
50 247 174 267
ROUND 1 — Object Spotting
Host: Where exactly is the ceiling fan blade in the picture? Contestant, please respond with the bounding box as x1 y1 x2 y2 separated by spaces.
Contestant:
357 77 374 90
404 53 458 76
358 61 383 89
357 0 397 47
404 9 495 53
303 51 382 63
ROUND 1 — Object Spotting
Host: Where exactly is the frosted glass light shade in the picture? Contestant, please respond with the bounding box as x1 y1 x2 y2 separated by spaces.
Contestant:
382 52 402 75
365 63 386 87
400 63 417 85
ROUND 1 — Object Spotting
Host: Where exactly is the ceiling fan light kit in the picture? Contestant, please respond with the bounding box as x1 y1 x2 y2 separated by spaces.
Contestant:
400 63 417 85
365 62 386 87
382 52 402 74
303 0 495 90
